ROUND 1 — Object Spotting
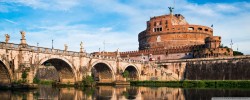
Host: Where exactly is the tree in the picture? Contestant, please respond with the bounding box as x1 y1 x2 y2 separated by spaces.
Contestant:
22 71 28 83
123 70 129 79
82 75 94 86
233 51 244 56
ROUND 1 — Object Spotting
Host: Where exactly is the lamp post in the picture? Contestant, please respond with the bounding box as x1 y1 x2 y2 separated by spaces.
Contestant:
52 39 54 49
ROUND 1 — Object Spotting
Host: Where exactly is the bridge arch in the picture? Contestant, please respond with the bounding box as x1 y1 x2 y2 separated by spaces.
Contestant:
37 57 76 83
90 61 115 82
123 64 140 80
0 60 13 86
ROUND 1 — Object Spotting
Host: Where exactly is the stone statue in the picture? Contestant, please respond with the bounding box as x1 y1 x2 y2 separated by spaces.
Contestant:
20 31 26 40
5 34 10 43
64 44 68 51
116 48 120 57
168 7 174 14
80 41 83 48
116 48 119 52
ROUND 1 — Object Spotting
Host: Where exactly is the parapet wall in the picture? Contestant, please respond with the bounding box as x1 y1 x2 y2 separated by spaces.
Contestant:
185 59 250 80
120 45 203 58
158 56 250 80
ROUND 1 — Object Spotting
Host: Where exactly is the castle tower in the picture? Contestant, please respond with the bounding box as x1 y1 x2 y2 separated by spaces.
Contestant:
138 11 213 50
205 36 221 49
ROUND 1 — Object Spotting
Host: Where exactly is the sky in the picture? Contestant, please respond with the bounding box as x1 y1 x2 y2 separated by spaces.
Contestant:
0 0 250 54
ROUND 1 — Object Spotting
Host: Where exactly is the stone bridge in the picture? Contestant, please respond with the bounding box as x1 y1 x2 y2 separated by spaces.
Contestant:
0 32 144 85
1 32 250 86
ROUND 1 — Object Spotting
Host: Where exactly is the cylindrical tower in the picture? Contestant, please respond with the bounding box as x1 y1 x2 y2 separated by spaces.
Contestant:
138 14 213 50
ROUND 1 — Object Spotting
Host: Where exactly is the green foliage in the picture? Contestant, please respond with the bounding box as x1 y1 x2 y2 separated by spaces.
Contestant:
131 80 250 89
82 75 95 86
21 71 28 80
123 70 129 78
20 71 28 83
197 81 206 88
33 77 40 84
32 78 55 85
39 80 55 85
233 51 244 56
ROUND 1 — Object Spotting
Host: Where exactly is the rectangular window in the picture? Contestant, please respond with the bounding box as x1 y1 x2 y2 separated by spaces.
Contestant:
154 27 163 32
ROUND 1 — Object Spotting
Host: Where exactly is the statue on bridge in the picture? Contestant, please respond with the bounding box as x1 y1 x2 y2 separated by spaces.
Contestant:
116 48 120 57
64 44 68 51
80 41 84 52
5 34 10 43
20 31 27 45
80 41 84 48
20 31 26 40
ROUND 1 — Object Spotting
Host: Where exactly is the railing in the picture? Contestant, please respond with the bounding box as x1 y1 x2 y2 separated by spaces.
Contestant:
0 42 144 63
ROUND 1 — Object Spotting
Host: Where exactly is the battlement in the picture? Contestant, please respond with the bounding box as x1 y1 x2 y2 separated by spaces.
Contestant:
205 36 221 42
120 45 204 58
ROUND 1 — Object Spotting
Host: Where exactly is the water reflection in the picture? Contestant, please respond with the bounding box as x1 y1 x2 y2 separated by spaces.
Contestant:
1 85 250 100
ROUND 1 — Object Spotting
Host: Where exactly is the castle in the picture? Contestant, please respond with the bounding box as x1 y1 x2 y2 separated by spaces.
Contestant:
93 7 233 61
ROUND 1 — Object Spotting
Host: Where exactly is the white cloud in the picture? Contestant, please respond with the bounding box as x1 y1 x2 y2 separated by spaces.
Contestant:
4 19 18 24
1 0 82 11
19 23 137 53
1 0 250 54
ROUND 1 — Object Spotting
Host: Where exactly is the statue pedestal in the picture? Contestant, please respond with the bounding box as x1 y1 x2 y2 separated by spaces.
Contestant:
80 47 84 53
20 39 27 45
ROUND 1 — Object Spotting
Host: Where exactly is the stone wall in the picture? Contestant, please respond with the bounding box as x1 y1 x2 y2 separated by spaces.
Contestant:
36 66 59 81
184 59 250 80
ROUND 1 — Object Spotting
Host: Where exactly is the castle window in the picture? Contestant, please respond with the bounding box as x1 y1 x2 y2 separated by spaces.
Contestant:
154 27 162 32
198 28 202 31
188 27 194 30
205 29 208 31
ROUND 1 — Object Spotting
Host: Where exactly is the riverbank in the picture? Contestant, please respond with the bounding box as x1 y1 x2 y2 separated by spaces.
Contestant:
130 80 250 88
0 84 38 90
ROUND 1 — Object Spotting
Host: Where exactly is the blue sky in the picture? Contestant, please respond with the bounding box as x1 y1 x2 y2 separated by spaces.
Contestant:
0 0 250 54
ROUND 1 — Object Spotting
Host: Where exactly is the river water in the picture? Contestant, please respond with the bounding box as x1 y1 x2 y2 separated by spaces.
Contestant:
1 85 250 100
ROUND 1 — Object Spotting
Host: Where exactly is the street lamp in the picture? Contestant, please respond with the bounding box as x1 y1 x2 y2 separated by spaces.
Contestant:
52 39 54 49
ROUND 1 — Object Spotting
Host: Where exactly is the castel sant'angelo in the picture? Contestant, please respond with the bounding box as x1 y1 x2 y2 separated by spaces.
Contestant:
95 7 233 61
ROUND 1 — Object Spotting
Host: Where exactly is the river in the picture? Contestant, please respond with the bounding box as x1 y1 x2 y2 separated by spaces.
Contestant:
1 85 250 100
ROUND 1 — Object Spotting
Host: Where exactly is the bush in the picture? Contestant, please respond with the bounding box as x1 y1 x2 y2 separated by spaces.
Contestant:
33 77 40 84
82 75 95 86
123 71 129 78
131 80 250 88
233 51 244 56
21 71 28 83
